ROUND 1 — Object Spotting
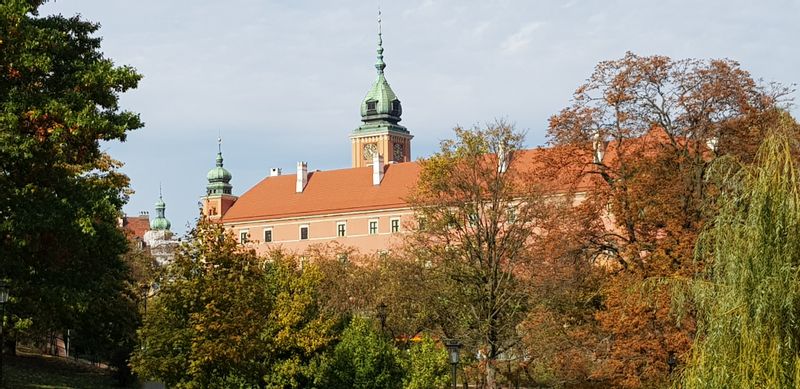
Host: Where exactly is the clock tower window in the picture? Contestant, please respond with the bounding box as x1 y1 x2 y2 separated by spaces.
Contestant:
393 143 404 162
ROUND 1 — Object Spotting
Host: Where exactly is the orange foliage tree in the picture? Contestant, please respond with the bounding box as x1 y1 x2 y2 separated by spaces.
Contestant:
544 52 794 387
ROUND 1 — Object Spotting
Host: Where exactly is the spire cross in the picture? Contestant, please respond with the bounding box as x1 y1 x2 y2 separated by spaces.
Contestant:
375 8 386 74
159 182 163 199
215 136 224 167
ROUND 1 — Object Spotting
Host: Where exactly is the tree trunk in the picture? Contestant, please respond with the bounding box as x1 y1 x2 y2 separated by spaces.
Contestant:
486 359 497 389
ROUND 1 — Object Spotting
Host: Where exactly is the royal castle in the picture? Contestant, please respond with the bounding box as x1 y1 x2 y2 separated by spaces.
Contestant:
199 17 424 254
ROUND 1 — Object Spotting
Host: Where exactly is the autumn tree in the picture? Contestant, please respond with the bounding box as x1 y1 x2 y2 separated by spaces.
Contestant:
545 52 794 386
518 196 604 386
405 121 549 389
131 219 338 388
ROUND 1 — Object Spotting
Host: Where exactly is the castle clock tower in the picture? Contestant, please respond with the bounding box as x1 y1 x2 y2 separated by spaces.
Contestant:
351 12 412 168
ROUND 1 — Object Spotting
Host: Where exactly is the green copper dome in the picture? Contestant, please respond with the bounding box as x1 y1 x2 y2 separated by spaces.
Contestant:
207 143 233 196
150 194 171 231
354 14 408 135
207 152 232 182
360 74 402 121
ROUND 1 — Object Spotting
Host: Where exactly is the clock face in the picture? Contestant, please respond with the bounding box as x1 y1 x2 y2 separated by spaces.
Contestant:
393 143 404 161
363 143 378 160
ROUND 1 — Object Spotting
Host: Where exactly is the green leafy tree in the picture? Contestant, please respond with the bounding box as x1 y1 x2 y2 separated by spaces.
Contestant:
680 128 800 387
132 219 338 388
323 315 404 389
0 0 142 381
402 336 450 389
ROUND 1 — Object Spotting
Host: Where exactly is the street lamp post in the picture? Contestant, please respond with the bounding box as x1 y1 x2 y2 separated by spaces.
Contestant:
376 302 387 335
667 351 677 374
140 284 149 317
0 280 10 386
444 339 462 389
140 284 149 351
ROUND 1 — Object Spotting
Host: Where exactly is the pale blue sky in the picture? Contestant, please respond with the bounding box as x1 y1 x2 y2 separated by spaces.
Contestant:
40 0 800 234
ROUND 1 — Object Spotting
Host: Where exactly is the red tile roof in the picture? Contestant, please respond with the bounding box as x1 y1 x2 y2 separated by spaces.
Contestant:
122 215 150 240
222 162 422 223
221 128 693 225
222 146 603 223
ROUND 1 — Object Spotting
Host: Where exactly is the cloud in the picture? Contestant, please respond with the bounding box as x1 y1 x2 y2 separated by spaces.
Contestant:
403 0 436 17
501 22 543 53
471 20 493 38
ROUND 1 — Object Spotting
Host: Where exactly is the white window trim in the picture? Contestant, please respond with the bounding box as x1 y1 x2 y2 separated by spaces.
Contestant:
368 219 379 235
336 221 347 237
390 217 401 233
263 227 273 243
239 229 249 243
299 224 309 240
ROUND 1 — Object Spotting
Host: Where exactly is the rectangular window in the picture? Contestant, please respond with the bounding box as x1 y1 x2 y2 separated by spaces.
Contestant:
366 100 377 114
337 222 347 237
468 212 479 226
263 228 273 243
369 220 378 235
239 230 249 243
507 206 517 223
390 218 400 233
300 225 309 240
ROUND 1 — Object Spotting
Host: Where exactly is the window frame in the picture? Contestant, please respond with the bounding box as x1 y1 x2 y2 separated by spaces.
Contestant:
299 224 309 240
368 219 379 235
366 100 377 115
336 221 347 237
390 217 400 233
263 227 273 243
239 230 249 243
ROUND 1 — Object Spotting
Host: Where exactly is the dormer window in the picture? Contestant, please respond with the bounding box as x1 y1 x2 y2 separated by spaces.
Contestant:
391 100 401 116
366 100 377 115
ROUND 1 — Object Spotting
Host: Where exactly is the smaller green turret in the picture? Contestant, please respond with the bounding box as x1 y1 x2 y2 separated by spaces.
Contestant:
207 138 233 196
150 189 171 231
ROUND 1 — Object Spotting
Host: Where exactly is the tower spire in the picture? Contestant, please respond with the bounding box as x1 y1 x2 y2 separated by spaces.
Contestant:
375 8 385 74
216 136 224 167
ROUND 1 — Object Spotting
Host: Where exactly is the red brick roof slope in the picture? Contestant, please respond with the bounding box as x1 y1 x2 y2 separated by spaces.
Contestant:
511 146 597 193
222 162 422 223
122 215 150 240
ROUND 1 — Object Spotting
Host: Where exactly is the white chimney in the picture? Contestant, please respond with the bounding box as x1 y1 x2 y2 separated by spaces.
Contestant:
270 168 282 177
296 162 308 193
497 143 508 173
592 132 605 164
373 153 384 185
